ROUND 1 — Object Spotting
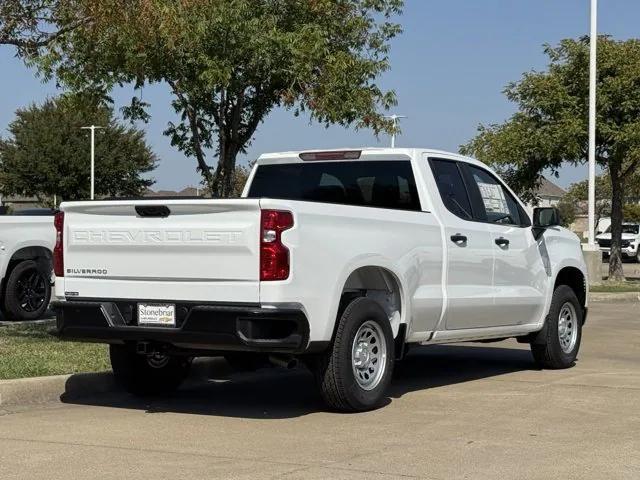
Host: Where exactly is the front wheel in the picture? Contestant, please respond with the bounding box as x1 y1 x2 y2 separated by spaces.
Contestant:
531 285 583 369
110 345 191 395
314 297 395 412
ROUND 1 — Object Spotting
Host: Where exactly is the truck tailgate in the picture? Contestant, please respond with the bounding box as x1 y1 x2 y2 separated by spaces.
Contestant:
60 199 261 303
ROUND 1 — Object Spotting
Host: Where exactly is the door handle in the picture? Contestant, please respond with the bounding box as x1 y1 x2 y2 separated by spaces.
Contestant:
450 233 467 244
495 237 510 247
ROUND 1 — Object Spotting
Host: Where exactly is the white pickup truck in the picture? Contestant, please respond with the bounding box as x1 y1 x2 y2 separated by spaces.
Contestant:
0 210 55 321
53 148 588 411
596 223 640 262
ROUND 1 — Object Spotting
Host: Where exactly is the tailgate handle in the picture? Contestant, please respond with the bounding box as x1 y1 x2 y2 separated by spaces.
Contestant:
135 205 171 218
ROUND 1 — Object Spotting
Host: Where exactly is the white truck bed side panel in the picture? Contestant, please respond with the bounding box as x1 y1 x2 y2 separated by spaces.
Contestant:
0 216 55 279
258 198 444 343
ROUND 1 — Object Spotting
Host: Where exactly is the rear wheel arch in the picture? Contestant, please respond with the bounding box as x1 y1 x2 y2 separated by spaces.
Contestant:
5 246 52 276
1 246 53 299
337 266 404 338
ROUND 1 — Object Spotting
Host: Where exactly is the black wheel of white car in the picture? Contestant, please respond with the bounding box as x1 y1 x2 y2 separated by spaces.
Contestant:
531 285 583 369
3 260 51 321
109 344 191 395
314 297 394 412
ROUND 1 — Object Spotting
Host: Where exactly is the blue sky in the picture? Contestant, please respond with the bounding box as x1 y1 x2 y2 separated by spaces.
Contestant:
1 0 639 191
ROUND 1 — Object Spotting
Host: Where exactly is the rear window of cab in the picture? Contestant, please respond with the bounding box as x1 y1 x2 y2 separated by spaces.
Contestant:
247 161 421 211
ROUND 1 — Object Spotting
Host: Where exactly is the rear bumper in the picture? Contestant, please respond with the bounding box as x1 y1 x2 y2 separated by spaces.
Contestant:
52 299 310 354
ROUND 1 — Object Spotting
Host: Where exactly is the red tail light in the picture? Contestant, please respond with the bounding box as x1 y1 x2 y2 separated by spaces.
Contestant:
260 209 293 281
53 211 64 277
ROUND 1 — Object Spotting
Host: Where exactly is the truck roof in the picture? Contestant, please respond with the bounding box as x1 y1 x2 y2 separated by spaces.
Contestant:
256 147 484 167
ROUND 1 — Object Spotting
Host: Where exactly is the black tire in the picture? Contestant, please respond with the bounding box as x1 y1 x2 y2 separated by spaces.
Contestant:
314 297 395 412
3 260 51 321
531 285 583 369
109 344 191 395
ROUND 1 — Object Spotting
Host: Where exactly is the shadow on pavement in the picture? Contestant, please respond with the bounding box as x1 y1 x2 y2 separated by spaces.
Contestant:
61 344 536 419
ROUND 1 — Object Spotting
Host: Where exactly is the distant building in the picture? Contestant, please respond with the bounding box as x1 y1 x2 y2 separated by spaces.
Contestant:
522 176 567 219
531 176 567 208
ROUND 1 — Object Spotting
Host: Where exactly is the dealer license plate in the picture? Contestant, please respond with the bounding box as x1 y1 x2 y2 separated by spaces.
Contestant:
138 303 176 327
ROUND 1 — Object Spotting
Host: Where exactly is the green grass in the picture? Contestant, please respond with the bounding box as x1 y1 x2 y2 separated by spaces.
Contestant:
0 322 110 380
590 282 640 293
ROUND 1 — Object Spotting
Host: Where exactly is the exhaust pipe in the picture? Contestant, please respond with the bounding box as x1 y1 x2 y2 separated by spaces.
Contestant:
268 355 298 369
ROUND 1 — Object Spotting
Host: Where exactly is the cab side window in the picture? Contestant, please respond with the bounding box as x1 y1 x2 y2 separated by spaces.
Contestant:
466 165 529 227
429 159 473 220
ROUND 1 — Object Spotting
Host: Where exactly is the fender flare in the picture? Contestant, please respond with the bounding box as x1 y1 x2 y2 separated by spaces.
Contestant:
325 255 410 342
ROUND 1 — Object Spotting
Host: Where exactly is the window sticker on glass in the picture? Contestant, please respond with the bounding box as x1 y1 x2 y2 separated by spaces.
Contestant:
476 181 509 214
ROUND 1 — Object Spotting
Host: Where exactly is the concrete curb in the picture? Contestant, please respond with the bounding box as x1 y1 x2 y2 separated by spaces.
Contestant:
588 291 640 303
0 371 117 408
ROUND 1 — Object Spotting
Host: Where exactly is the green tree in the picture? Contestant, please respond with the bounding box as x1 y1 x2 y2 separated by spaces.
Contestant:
0 95 156 203
622 203 640 223
565 173 640 229
567 173 640 202
1 0 403 197
565 175 612 228
0 1 79 56
556 198 577 228
461 37 640 281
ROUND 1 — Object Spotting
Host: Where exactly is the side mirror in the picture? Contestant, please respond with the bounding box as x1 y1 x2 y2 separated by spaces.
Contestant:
532 207 560 239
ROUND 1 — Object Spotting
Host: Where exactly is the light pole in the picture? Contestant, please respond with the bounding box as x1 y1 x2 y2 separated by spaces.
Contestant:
81 125 103 200
385 114 407 148
587 0 597 246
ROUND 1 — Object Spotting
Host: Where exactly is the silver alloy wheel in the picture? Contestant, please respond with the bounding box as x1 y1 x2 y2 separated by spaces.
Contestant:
351 320 387 391
558 302 578 354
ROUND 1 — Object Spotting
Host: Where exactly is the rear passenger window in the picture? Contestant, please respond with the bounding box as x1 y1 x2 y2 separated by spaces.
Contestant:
429 159 473 220
247 161 421 211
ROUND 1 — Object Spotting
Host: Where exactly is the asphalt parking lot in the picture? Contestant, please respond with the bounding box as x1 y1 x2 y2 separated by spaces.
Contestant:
0 301 638 480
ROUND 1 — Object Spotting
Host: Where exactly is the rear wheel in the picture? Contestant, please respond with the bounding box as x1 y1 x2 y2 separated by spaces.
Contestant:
109 344 191 395
3 260 51 321
531 285 583 369
314 297 394 412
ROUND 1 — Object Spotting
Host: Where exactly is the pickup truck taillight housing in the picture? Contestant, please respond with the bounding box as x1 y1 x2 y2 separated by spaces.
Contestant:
260 209 293 281
53 211 64 277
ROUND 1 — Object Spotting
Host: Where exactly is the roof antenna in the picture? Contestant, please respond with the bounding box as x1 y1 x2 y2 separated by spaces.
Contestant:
385 114 407 148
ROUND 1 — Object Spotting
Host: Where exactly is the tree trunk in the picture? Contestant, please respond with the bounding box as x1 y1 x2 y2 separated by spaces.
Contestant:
608 164 626 282
210 133 240 198
185 109 215 193
211 94 244 198
221 145 239 197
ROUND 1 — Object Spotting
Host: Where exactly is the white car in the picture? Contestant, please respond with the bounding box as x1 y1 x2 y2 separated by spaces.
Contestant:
596 223 640 262
53 148 588 411
0 209 55 320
